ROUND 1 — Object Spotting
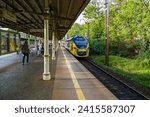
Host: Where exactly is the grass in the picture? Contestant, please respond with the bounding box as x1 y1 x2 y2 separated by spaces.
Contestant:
89 55 150 88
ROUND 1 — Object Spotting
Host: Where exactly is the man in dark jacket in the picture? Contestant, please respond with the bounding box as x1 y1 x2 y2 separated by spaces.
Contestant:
22 41 30 65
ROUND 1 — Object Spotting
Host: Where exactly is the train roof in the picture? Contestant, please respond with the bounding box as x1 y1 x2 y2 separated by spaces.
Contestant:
65 38 72 42
72 35 87 41
72 35 85 39
65 35 87 42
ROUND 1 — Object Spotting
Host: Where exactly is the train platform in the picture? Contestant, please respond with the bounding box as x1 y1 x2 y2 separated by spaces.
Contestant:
0 52 21 70
0 47 117 100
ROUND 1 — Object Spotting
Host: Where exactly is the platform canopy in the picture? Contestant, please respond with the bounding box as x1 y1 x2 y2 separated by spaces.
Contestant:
0 0 90 39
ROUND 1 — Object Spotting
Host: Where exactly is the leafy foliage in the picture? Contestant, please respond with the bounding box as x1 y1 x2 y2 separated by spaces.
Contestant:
68 23 83 38
109 0 150 55
90 39 105 55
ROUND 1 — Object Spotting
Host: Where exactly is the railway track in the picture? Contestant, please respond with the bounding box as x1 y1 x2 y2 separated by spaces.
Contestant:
78 58 149 100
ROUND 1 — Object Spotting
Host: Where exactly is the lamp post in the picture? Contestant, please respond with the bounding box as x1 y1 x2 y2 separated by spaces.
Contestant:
104 0 109 66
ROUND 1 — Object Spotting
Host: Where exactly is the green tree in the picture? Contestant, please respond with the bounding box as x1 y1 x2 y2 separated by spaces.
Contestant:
109 0 150 56
68 23 82 37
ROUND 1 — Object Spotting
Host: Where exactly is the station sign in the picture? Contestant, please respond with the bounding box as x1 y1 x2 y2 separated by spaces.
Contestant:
2 9 17 23
30 29 44 33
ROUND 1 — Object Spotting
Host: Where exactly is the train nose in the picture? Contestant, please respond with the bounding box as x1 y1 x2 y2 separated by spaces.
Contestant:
78 49 86 51
77 51 87 56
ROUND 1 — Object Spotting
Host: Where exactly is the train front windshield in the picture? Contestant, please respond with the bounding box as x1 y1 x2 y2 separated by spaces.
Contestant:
73 37 88 49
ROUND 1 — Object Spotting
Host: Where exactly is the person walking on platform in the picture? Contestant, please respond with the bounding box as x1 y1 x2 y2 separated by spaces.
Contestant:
21 41 30 65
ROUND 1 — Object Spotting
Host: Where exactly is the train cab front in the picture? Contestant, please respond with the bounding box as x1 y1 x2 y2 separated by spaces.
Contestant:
71 35 89 57
76 47 89 57
73 44 89 57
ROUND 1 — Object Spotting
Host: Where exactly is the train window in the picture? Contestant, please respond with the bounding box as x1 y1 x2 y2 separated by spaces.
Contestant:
75 38 85 41
73 37 88 49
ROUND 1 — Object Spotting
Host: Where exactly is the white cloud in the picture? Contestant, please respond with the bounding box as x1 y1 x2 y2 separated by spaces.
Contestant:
75 13 86 24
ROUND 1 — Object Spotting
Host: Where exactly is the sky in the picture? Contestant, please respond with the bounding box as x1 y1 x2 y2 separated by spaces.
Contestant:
75 13 86 24
74 0 106 24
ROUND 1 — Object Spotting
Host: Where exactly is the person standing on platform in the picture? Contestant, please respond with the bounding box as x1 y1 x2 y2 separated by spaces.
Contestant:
40 43 44 56
21 41 30 65
36 45 39 55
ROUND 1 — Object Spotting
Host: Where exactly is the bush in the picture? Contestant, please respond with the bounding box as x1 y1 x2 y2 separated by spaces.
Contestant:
137 50 150 60
89 39 105 55
136 50 150 68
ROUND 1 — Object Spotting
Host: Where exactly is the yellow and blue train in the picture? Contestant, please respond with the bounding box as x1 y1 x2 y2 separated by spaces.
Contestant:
65 35 89 57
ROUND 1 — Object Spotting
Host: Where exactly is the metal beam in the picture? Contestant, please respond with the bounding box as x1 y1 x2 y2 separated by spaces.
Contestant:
35 0 45 27
15 0 41 29
68 0 90 30
67 0 74 17
36 0 44 13
25 0 43 28
57 0 60 16
1 0 18 11
15 10 74 21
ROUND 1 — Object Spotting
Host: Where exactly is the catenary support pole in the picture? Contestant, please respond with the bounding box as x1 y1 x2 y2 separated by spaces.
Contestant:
43 0 51 80
104 0 109 66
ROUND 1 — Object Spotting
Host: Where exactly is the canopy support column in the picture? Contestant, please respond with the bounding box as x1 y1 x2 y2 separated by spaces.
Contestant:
43 0 51 80
55 31 58 53
52 19 56 60
56 33 58 52
27 33 30 46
